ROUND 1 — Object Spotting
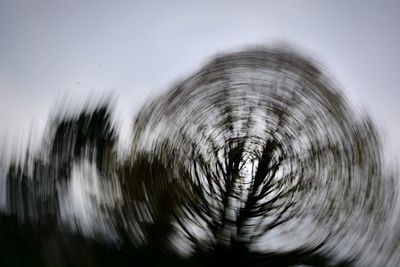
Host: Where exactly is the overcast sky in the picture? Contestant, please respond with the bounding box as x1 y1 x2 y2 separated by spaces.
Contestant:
0 0 399 161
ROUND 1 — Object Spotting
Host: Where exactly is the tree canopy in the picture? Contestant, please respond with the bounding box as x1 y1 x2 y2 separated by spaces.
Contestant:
0 48 398 266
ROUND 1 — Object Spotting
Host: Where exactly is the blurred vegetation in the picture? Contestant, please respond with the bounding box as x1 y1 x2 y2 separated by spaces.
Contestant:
0 48 397 266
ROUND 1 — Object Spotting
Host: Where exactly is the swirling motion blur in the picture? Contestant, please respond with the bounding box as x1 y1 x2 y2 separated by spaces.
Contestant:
0 48 398 266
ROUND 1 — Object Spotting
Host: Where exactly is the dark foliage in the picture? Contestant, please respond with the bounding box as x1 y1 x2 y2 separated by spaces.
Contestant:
0 48 397 266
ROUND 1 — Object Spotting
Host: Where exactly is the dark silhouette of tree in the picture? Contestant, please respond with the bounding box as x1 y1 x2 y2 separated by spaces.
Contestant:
0 48 397 266
5 104 117 220
127 48 396 266
1 104 124 266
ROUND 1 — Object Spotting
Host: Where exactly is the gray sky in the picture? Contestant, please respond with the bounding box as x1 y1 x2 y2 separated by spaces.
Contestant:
0 0 399 161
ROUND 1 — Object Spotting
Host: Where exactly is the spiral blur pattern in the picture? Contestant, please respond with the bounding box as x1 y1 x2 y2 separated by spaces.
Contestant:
127 48 397 265
0 47 398 267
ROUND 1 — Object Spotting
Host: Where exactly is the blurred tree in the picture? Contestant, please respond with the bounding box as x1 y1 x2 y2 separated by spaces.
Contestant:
0 48 397 267
128 48 396 266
